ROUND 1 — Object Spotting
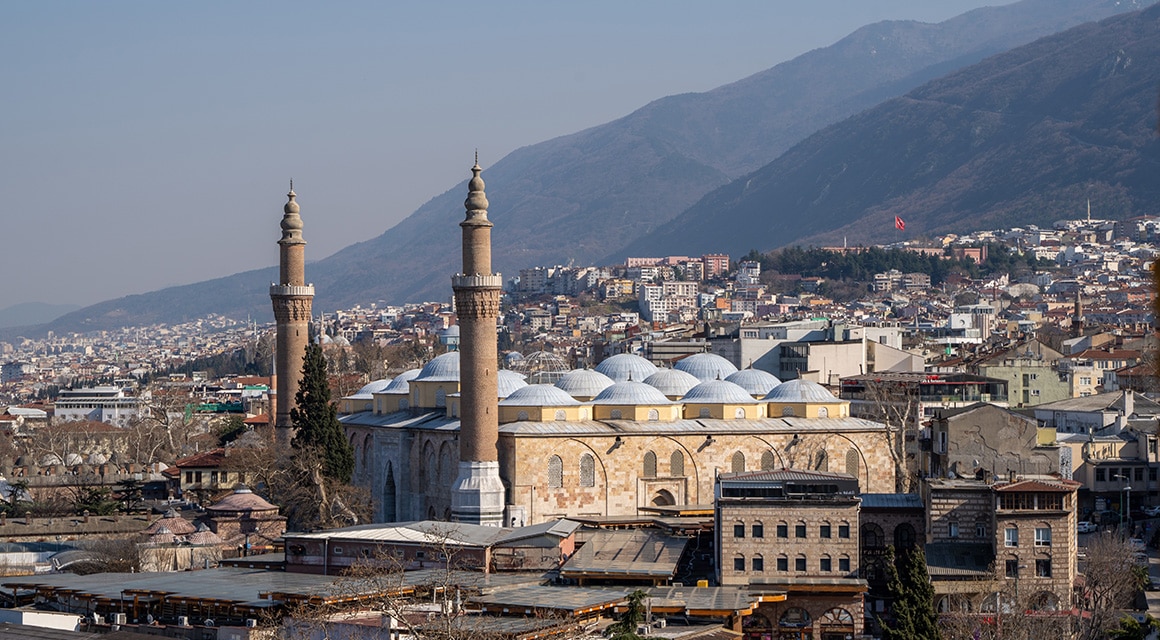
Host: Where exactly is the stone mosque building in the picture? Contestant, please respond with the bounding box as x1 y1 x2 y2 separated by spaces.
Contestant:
332 161 897 526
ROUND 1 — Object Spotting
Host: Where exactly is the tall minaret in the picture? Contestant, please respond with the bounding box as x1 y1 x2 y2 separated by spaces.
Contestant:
270 183 314 444
450 156 505 526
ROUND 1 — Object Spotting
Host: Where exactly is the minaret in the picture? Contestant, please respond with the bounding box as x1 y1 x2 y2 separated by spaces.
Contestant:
270 183 314 444
450 156 505 526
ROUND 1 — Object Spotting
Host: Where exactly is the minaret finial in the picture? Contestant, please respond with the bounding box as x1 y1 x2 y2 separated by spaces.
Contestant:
290 178 294 192
474 149 479 167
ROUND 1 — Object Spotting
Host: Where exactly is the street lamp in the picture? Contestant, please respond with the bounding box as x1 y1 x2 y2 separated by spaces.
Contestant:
1115 474 1133 532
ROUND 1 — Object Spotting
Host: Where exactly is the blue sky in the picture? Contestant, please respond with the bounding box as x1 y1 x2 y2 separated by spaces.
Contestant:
1 1 1004 308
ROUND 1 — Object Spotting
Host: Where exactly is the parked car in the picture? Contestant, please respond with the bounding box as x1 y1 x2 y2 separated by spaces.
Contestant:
1077 521 1098 534
1143 505 1160 518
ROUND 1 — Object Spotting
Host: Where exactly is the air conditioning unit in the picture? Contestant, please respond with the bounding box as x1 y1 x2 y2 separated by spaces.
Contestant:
177 616 189 627
246 619 258 628
111 613 127 625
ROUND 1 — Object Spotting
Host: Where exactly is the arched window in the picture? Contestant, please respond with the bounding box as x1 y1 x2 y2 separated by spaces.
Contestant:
399 397 409 410
647 409 660 421
643 451 657 478
846 448 860 478
814 449 828 471
861 523 884 549
610 409 622 419
554 409 567 421
435 387 446 407
895 523 916 549
699 407 711 418
547 455 563 488
580 453 595 487
384 463 397 522
670 451 685 476
734 407 746 418
731 451 745 473
779 608 811 629
517 410 529 421
817 406 829 418
451 401 458 417
781 406 794 416
761 450 776 470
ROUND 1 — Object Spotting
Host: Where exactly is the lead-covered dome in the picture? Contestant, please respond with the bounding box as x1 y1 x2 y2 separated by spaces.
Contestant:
500 384 581 407
682 379 758 404
416 351 460 381
379 369 421 394
643 369 701 398
763 379 838 403
674 353 738 382
595 354 658 383
353 377 394 397
593 381 673 406
726 369 782 397
496 370 529 398
556 369 615 398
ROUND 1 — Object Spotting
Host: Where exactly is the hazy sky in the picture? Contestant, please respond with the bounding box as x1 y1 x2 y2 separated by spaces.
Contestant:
2 0 1006 309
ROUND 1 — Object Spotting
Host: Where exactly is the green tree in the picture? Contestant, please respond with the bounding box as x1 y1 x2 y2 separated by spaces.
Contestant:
1108 614 1160 640
879 546 940 640
217 414 248 447
607 589 649 640
291 342 354 484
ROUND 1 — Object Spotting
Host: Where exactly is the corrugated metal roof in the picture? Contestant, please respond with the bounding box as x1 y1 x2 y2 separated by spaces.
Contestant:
860 493 924 509
925 542 993 577
561 529 687 578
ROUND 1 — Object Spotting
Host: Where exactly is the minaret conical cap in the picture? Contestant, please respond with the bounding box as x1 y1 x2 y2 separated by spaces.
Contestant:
280 180 304 241
464 154 489 215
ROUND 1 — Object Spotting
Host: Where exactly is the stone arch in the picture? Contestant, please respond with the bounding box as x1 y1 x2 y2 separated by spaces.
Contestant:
435 387 446 408
861 522 885 549
361 434 373 481
742 614 772 640
547 455 563 488
731 451 745 473
652 489 675 506
420 440 436 487
384 462 397 522
778 608 811 632
580 453 595 487
818 607 854 628
637 434 702 502
670 450 685 477
438 441 454 486
643 451 657 478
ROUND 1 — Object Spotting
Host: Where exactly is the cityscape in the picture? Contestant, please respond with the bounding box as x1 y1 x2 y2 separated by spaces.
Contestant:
3 1 1160 640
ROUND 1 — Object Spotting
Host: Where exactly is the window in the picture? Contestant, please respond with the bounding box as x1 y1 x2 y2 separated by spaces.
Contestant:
195 471 202 484
1096 468 1106 482
975 522 987 538
220 472 229 483
731 451 745 473
820 524 832 539
1035 527 1051 546
643 451 657 478
782 407 794 416
753 523 764 538
1036 558 1052 577
1136 468 1144 482
554 409 567 421
795 556 806 572
777 523 788 538
817 407 829 418
547 455 563 488
185 472 192 483
699 407 711 418
670 451 685 477
1151 468 1158 482
948 522 960 539
752 556 764 572
579 454 595 487
610 409 622 419
647 409 660 421
777 556 788 571
734 523 746 538
838 523 850 539
795 523 807 538
1005 527 1018 547
1006 560 1019 578
333 546 343 555
820 556 832 572
734 556 745 571
838 556 850 572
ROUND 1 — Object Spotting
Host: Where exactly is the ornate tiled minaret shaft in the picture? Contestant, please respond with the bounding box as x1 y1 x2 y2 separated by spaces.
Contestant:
450 158 505 526
270 183 314 444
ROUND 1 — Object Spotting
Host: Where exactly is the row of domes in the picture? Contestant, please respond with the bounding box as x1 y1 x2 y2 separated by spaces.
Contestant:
350 351 841 407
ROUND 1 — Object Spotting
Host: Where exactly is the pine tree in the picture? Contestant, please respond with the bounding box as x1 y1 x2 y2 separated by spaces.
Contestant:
291 341 354 483
879 546 941 640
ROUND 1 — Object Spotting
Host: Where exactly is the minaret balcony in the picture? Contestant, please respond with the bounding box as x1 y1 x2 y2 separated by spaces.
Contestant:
452 274 503 289
269 284 315 297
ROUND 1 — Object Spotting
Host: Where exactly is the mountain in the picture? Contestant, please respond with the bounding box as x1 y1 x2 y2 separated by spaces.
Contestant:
0 302 79 330
19 0 1150 337
618 4 1160 260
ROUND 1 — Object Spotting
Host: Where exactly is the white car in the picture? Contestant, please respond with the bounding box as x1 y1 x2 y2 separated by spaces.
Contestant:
1143 505 1160 518
1077 521 1098 534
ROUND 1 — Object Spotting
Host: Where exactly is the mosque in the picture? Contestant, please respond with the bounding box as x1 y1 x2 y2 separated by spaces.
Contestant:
310 161 898 526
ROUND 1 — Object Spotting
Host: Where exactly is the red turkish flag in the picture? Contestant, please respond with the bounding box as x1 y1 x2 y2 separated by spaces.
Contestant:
895 215 906 231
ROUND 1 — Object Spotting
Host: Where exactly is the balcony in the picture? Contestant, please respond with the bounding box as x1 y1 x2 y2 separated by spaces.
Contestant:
269 284 315 297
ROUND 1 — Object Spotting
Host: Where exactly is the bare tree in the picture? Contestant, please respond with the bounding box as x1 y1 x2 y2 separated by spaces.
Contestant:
851 379 915 492
1074 533 1149 640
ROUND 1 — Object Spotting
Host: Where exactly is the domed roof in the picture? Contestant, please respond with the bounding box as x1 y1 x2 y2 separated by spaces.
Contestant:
143 510 196 536
187 522 224 546
206 487 278 513
501 384 581 407
682 379 759 404
379 369 421 394
353 377 394 397
726 369 783 396
643 369 701 398
763 379 840 403
593 381 673 406
416 351 460 382
496 370 529 398
332 335 351 347
147 526 177 545
556 369 616 398
441 325 460 337
594 354 658 383
673 353 739 382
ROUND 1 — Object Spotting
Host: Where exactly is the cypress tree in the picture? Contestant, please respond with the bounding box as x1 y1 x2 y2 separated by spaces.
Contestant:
291 341 354 483
880 545 941 640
